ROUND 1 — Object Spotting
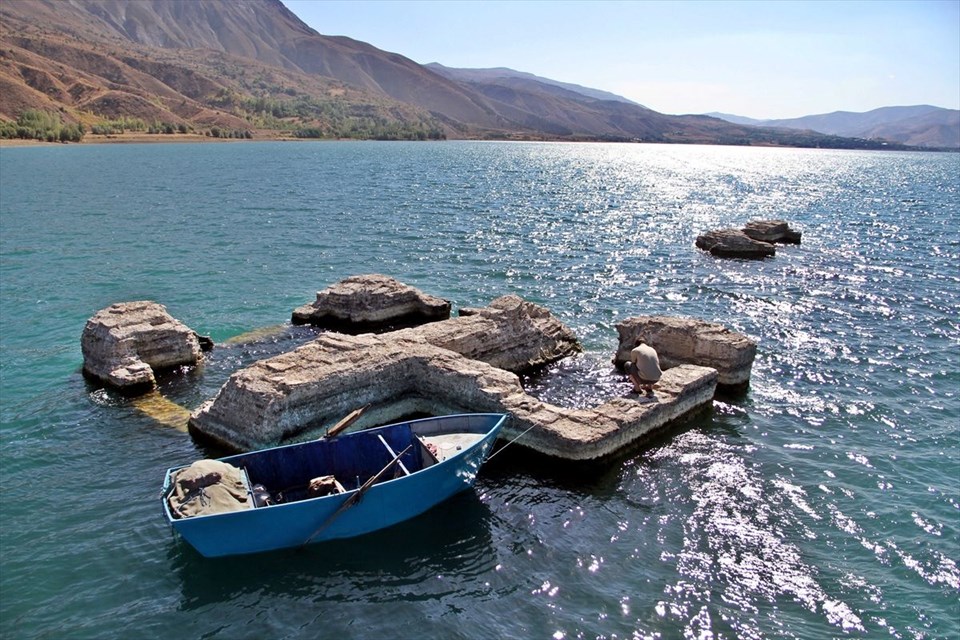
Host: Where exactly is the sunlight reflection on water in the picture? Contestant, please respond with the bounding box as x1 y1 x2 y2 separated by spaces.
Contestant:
0 142 957 640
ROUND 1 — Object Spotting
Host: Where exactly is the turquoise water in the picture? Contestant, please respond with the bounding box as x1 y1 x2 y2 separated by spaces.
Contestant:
1 141 957 639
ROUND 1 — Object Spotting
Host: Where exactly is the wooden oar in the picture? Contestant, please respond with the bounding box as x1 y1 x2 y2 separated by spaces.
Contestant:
323 404 368 439
301 444 412 547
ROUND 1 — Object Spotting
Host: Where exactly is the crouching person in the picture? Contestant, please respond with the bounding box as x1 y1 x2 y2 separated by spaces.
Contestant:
625 341 661 396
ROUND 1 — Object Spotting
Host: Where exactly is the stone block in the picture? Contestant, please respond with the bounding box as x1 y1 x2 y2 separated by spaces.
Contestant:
695 228 776 259
614 315 756 388
81 301 206 394
291 274 451 330
743 219 802 244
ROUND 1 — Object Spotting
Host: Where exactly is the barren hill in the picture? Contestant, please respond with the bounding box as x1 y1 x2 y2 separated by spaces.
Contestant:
0 0 918 147
0 0 450 139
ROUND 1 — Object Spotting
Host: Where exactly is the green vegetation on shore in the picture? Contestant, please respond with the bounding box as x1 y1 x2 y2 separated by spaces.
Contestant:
89 117 193 135
0 111 262 142
0 110 85 142
226 92 445 140
0 103 444 143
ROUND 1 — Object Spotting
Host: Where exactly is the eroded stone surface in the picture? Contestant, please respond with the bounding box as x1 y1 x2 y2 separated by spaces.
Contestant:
191 294 582 450
188 330 717 460
81 301 205 393
614 315 756 388
291 274 451 330
190 285 720 460
403 294 581 373
695 228 776 259
743 219 802 244
508 364 718 460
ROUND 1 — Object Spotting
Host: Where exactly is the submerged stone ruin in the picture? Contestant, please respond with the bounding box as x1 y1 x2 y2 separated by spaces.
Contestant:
81 301 211 394
696 219 802 259
189 293 585 451
187 317 719 461
188 276 745 461
84 275 758 461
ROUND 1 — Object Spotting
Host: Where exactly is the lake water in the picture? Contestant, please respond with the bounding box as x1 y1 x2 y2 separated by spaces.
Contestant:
1 141 957 639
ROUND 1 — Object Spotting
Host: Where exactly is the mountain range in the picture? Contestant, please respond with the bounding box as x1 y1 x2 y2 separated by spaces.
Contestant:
0 0 950 149
707 105 959 149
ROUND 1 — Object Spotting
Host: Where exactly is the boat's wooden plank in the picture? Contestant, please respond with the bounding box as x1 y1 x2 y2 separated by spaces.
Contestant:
325 405 368 439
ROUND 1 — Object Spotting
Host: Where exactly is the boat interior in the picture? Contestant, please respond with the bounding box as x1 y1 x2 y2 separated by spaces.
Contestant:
225 422 442 506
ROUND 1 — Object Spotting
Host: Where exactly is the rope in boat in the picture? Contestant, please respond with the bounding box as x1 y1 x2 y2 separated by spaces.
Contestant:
485 422 538 462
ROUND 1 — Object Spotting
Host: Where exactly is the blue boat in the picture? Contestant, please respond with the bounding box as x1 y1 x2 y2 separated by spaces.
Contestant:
161 413 506 557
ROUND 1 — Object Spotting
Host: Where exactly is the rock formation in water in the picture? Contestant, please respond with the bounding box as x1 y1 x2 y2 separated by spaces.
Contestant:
81 301 209 393
192 293 581 447
613 315 757 389
696 219 802 258
188 329 718 460
85 282 751 459
189 275 766 458
695 228 777 258
742 219 802 244
291 274 451 331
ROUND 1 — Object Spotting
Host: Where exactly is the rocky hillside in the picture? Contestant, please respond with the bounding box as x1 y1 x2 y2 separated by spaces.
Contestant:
0 0 918 147
0 0 448 139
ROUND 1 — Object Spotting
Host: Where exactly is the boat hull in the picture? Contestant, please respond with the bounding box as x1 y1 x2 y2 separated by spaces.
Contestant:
162 413 505 557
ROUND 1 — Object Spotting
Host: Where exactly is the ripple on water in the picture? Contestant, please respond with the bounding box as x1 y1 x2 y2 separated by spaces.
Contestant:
0 143 957 640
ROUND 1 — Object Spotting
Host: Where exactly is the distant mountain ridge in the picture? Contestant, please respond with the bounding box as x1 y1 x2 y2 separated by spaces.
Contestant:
426 64 644 107
0 0 929 148
707 106 959 149
705 113 767 126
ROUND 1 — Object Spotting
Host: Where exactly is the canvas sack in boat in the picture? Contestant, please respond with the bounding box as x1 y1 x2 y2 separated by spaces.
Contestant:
168 459 250 518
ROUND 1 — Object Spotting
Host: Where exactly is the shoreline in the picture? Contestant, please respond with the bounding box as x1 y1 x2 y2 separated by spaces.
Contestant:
2 133 955 151
0 132 301 147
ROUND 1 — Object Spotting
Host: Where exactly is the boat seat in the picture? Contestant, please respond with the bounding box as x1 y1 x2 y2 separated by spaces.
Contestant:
377 434 411 476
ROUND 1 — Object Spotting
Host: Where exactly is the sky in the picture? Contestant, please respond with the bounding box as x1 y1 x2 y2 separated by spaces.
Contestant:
283 0 960 120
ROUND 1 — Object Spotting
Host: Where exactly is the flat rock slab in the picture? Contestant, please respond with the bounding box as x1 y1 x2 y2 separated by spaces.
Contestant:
695 228 776 259
614 315 756 388
291 274 451 331
81 301 206 393
509 364 718 460
188 330 717 461
743 219 802 244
